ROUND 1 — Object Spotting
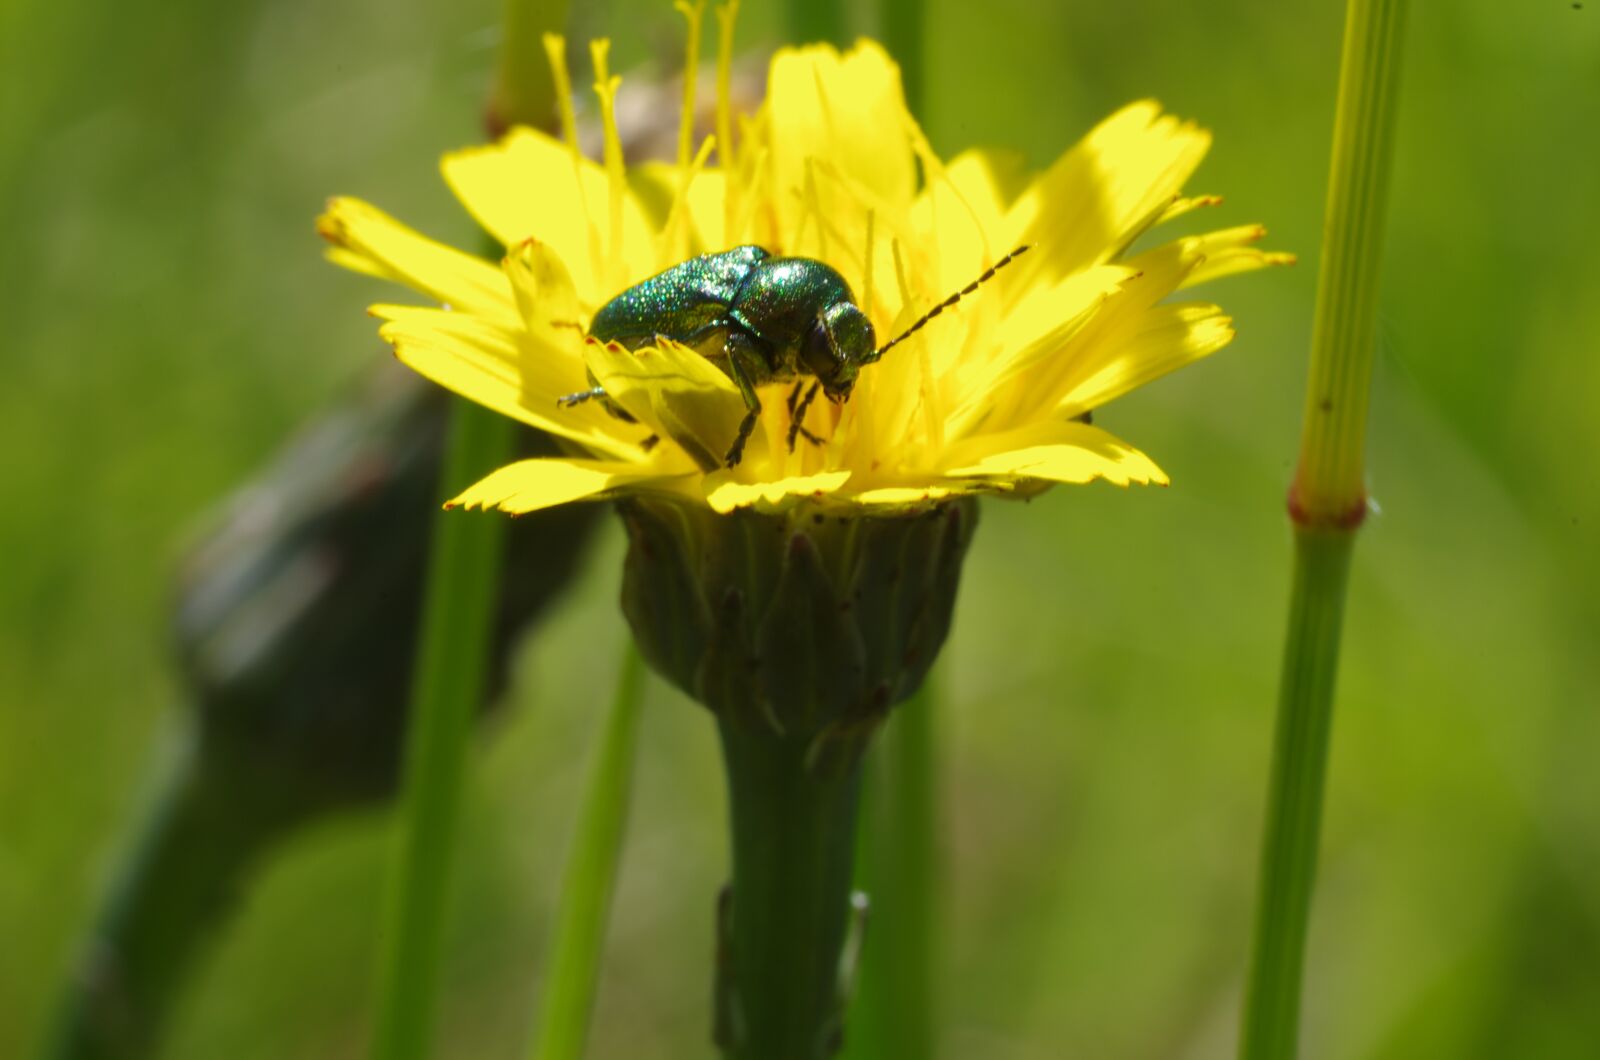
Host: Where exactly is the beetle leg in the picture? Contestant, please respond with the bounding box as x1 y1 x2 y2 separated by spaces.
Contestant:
787 380 823 451
559 373 638 424
724 342 765 467
556 385 608 407
785 379 805 416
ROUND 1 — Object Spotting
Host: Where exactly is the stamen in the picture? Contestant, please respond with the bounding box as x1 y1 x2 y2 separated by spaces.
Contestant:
811 158 913 285
892 241 945 453
590 40 627 293
903 111 991 264
731 130 769 245
669 2 708 260
545 33 602 295
804 159 828 258
541 33 579 152
862 209 876 319
891 238 912 310
871 244 1032 363
673 1 705 173
715 1 742 238
659 135 717 262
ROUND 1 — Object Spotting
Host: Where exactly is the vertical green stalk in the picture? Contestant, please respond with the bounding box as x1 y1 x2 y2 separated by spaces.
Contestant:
527 647 646 1060
1239 1 1408 1058
1241 533 1352 1060
370 403 514 1060
882 0 926 121
370 3 563 1055
785 0 847 46
842 680 939 1060
716 721 864 1060
487 0 570 136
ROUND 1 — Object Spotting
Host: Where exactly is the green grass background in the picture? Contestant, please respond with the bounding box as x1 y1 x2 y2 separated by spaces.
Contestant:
3 0 1598 1056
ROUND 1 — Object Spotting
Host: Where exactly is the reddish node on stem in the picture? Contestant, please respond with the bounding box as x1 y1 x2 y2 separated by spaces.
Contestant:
1286 478 1369 530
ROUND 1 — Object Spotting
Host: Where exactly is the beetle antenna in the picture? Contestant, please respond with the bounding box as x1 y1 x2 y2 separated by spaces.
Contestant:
866 244 1032 364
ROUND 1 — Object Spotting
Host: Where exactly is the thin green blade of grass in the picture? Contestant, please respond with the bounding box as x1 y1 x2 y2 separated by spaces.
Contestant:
527 646 647 1060
370 3 567 1054
843 677 940 1060
369 401 515 1060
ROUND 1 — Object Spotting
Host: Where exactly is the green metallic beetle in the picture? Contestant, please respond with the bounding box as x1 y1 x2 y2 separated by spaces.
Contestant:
560 243 1031 466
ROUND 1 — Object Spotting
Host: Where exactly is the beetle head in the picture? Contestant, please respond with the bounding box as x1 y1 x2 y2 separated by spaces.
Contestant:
805 301 876 402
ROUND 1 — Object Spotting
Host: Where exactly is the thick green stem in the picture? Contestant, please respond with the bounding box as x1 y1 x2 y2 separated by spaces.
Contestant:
785 0 847 46
1290 0 1409 527
882 0 926 117
528 646 646 1060
716 721 864 1060
42 738 294 1060
1239 0 1408 1055
370 401 514 1060
1239 531 1353 1059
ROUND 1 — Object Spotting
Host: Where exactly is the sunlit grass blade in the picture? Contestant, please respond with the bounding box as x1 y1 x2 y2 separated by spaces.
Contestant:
370 402 514 1060
1239 0 1409 1057
370 2 567 1054
528 646 647 1060
842 677 939 1060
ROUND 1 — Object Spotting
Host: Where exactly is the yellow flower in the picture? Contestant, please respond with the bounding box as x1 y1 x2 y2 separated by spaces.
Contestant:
319 37 1289 519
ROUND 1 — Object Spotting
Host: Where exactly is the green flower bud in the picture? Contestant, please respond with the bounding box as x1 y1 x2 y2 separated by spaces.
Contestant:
172 365 598 816
617 496 978 767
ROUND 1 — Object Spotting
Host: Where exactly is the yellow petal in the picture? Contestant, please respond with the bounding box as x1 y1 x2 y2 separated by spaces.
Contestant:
986 240 1212 425
440 128 656 305
1055 302 1237 419
503 237 583 333
1005 102 1211 287
847 484 968 510
704 470 853 514
448 457 687 514
943 420 1168 487
372 304 642 459
1156 193 1224 225
318 197 516 321
584 337 748 471
766 40 916 251
1167 224 1297 288
942 264 1137 437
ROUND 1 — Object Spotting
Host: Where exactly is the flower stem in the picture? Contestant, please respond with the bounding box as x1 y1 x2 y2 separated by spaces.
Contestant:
527 645 646 1060
882 0 926 119
715 721 864 1060
842 679 939 1060
1289 0 1409 529
487 0 570 136
370 401 514 1060
1239 532 1353 1059
1239 0 1408 1056
785 0 847 46
41 734 295 1060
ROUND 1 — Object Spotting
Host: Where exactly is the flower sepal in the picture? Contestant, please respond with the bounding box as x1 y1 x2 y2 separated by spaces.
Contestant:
618 496 977 768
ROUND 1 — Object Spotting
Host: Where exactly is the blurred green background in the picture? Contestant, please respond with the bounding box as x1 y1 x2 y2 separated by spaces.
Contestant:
3 0 1598 1056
